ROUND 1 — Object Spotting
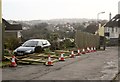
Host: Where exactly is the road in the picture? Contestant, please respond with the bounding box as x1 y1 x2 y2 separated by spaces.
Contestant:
2 47 118 80
0 68 2 82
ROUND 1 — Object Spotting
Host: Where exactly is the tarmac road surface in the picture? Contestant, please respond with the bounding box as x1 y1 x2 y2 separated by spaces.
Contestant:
2 47 118 80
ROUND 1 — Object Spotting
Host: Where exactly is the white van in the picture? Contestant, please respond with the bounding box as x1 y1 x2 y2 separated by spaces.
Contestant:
14 39 51 55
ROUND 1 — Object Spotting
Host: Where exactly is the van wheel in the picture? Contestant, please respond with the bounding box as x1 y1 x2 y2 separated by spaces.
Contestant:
35 46 43 53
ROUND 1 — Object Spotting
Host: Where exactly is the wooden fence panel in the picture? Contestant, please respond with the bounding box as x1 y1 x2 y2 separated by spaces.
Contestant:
75 31 100 49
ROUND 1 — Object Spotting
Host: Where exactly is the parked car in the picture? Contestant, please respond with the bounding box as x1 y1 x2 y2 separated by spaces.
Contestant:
14 39 51 56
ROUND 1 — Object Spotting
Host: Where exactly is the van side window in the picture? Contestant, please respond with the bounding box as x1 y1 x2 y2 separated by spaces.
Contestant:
38 41 42 46
42 41 47 45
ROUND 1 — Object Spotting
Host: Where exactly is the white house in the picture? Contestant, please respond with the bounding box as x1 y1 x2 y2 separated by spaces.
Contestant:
104 14 120 45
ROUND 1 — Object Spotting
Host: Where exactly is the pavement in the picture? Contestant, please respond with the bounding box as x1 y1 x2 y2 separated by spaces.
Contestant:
2 47 118 80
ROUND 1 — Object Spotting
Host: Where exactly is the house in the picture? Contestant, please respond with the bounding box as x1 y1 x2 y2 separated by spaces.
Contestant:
84 22 99 34
2 18 22 39
84 21 106 36
104 14 120 45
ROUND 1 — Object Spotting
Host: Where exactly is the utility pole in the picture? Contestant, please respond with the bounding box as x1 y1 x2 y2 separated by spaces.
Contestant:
0 0 2 61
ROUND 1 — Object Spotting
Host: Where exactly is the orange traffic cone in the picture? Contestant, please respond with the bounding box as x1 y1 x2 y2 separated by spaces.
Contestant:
81 48 86 54
70 50 75 58
10 55 17 67
59 52 65 61
77 49 81 56
91 47 94 52
45 54 53 66
94 47 96 52
86 47 91 53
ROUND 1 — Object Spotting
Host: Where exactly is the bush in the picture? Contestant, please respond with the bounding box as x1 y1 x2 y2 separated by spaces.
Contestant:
59 39 75 49
4 37 20 50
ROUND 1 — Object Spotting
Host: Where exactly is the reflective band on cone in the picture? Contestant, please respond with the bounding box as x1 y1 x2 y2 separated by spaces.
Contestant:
86 47 90 53
77 49 81 56
82 49 86 54
91 47 94 52
94 47 96 52
70 51 75 58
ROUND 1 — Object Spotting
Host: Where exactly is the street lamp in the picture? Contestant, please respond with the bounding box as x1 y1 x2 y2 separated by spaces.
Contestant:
97 12 105 21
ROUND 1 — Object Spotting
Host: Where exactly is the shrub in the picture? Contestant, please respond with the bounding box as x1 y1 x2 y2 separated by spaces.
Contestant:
59 39 75 49
4 37 20 50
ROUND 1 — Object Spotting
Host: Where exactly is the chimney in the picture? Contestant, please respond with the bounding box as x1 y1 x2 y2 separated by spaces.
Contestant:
109 12 112 21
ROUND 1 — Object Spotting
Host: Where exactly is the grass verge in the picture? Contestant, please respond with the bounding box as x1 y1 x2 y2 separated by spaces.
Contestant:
0 61 11 68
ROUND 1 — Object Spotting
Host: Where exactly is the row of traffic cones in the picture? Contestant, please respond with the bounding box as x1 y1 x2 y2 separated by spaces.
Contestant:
69 47 96 57
10 53 66 67
46 46 97 66
85 47 96 53
10 47 97 67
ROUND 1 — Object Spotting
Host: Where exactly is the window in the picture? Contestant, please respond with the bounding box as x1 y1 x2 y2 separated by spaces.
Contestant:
116 18 120 22
105 32 110 37
112 27 114 33
38 41 42 46
22 41 38 47
115 27 118 32
42 41 47 45
108 28 109 31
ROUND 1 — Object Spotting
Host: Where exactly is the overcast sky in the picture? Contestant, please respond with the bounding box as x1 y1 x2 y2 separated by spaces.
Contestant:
2 0 120 20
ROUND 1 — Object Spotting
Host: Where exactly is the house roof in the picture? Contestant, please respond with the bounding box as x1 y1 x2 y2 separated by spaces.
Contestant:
2 18 22 30
105 14 120 27
84 23 99 34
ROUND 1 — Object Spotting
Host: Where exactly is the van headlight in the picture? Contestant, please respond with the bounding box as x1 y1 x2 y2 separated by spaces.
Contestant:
25 50 32 53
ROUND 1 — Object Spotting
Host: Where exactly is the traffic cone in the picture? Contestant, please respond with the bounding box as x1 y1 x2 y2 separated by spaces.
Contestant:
45 54 53 66
91 47 94 52
94 47 96 52
81 48 86 54
59 52 65 61
70 50 75 58
76 49 81 56
86 47 91 53
10 55 17 67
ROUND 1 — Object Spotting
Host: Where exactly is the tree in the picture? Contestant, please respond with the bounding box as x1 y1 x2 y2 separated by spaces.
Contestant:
84 22 98 34
21 22 50 40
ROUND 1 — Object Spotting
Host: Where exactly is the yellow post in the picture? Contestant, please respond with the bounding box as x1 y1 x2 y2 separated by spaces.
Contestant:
98 24 105 37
